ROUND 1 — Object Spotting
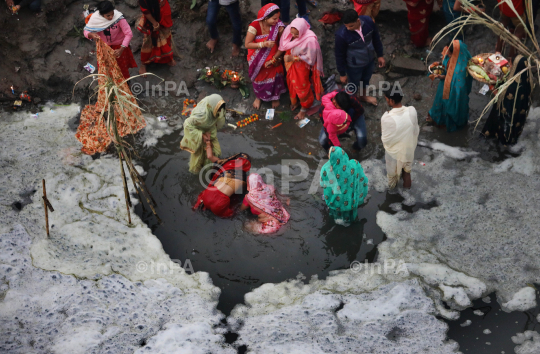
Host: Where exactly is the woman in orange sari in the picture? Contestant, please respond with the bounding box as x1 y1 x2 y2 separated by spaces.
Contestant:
245 3 287 109
279 18 323 120
137 0 175 75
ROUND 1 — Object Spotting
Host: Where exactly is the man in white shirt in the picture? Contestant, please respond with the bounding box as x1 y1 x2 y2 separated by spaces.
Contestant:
381 89 419 189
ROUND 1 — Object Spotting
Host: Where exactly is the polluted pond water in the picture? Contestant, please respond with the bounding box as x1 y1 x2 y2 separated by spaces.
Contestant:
130 89 540 353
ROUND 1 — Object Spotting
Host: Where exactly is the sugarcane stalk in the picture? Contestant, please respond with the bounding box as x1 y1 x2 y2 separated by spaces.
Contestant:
118 151 132 224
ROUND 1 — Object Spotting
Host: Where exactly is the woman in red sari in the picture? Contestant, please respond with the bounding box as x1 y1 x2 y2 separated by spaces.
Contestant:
245 3 287 109
279 18 323 120
137 0 175 75
194 133 251 217
404 0 434 48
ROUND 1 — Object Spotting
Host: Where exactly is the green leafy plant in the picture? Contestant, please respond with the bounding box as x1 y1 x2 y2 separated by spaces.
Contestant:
190 0 196 9
68 25 87 43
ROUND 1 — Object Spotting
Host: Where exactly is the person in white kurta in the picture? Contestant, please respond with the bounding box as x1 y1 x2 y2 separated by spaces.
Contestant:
381 90 419 189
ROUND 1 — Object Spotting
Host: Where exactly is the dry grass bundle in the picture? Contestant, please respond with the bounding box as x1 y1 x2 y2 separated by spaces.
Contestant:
75 74 162 224
428 0 537 131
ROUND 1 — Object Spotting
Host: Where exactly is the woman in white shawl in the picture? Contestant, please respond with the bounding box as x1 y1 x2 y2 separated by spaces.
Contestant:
381 89 419 189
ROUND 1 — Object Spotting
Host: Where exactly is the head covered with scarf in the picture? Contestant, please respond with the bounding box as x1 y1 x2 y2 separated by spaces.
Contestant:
180 94 226 174
278 18 324 76
246 173 290 224
139 0 161 22
320 147 368 226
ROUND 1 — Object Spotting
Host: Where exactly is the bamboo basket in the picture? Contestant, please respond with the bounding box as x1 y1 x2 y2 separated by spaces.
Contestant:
467 53 512 85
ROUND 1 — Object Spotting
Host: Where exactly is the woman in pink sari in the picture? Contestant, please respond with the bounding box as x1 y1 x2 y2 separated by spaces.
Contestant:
279 17 323 120
241 174 290 234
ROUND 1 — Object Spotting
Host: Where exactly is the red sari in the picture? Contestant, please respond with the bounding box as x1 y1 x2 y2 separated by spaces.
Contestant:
137 0 174 64
404 0 434 48
285 53 323 109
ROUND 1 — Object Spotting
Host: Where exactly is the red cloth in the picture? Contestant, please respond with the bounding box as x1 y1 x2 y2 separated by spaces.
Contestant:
110 45 137 79
351 0 376 14
140 0 173 27
498 0 524 17
404 0 434 48
243 197 261 215
318 12 342 24
193 157 252 218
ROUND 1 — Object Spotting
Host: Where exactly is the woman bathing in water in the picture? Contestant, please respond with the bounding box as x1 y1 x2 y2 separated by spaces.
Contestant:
241 173 290 234
194 133 251 217
245 3 287 110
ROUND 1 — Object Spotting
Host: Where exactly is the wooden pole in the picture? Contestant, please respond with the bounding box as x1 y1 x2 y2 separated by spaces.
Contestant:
42 179 49 237
119 152 132 224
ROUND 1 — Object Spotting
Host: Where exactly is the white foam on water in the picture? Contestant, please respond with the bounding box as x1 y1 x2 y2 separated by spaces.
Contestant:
502 287 537 312
229 273 460 353
417 140 479 160
371 108 540 311
512 331 540 354
460 320 472 327
0 105 230 353
140 116 180 148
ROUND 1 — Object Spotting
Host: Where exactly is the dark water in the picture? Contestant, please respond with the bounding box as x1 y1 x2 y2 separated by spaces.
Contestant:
132 56 537 350
135 103 392 315
445 289 540 353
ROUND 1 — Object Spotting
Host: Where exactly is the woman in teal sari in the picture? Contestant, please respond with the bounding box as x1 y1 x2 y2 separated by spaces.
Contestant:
427 39 472 132
320 146 368 226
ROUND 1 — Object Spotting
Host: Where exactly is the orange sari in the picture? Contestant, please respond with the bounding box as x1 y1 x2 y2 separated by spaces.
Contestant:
285 51 323 109
75 40 146 155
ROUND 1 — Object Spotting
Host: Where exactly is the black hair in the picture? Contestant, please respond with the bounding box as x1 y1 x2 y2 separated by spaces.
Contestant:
335 92 351 112
265 9 281 20
383 87 404 103
342 9 359 25
97 1 114 15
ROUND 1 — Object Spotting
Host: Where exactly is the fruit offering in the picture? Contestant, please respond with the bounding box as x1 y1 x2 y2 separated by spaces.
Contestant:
237 114 259 127
468 53 511 84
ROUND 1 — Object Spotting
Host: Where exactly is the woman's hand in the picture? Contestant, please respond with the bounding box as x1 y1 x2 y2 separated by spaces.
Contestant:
264 40 275 48
202 132 212 143
436 74 446 80
152 22 160 31
258 213 273 224
88 33 100 40
264 60 274 68
113 47 125 58
6 0 14 7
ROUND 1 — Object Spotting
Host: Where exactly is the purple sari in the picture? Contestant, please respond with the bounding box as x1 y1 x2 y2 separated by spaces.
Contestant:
247 4 287 101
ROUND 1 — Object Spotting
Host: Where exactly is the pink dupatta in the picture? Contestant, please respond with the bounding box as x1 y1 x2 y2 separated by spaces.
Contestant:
278 18 324 75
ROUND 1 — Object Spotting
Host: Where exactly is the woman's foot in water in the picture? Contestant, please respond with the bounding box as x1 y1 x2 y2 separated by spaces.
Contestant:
294 110 306 120
167 59 176 67
290 102 300 111
253 98 262 110
206 38 218 53
272 100 280 109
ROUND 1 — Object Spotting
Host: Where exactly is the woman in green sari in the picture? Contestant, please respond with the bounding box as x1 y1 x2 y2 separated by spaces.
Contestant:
180 94 226 174
427 39 472 132
320 146 369 226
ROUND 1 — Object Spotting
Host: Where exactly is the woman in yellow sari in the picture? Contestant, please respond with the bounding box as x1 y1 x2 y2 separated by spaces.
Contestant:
180 94 226 174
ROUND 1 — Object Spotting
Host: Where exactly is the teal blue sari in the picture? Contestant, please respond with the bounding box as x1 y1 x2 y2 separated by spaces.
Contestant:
429 40 473 132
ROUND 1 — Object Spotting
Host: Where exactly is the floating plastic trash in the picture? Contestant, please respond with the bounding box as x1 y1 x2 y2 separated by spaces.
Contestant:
84 63 95 73
296 118 310 128
65 50 72 55
157 116 167 121
265 109 274 120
